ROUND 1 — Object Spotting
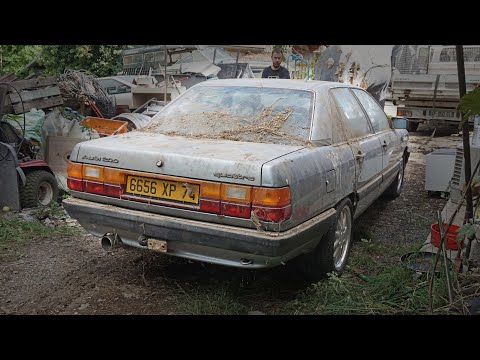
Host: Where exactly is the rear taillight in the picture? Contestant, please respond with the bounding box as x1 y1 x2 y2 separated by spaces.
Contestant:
397 109 412 117
67 178 83 191
252 187 291 223
67 162 84 191
67 162 124 198
199 183 291 222
67 161 292 223
221 202 251 218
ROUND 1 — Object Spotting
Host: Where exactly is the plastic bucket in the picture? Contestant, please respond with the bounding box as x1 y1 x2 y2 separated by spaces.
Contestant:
430 223 463 250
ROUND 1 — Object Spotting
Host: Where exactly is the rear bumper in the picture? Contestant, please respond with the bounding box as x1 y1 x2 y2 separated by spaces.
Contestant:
63 197 336 269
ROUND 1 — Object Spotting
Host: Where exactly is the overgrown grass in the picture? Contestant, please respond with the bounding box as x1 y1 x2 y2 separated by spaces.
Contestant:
276 240 451 314
0 213 79 249
175 285 248 315
168 240 454 315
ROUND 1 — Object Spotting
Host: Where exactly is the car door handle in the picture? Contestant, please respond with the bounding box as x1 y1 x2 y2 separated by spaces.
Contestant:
382 141 388 150
356 151 365 161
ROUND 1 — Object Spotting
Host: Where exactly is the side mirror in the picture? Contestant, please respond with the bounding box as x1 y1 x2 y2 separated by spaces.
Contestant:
392 117 408 129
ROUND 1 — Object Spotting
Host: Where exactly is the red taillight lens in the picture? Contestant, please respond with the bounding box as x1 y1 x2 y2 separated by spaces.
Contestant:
67 178 83 191
199 199 221 214
104 184 122 197
251 187 291 223
252 205 292 222
221 202 251 218
84 180 104 195
397 109 412 117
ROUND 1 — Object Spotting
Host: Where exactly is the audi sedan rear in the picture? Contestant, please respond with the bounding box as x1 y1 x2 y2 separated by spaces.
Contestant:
63 78 409 280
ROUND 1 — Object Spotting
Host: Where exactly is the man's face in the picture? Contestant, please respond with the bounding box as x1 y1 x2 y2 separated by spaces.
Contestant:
272 52 283 69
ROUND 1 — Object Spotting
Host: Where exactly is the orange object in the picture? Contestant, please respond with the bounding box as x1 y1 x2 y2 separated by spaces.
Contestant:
81 117 128 137
431 223 464 250
252 186 291 207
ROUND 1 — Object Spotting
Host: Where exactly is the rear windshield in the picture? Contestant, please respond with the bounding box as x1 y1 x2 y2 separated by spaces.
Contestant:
141 85 314 145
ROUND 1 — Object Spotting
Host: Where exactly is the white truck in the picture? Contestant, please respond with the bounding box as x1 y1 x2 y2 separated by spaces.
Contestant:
389 45 480 131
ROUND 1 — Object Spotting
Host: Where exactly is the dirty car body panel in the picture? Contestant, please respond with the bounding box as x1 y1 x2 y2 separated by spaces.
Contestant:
63 79 409 275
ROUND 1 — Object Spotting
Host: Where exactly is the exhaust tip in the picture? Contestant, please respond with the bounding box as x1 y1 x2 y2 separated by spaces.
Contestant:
101 233 120 252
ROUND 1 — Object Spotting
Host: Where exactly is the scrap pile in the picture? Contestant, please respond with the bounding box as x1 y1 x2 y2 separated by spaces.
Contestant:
57 69 115 119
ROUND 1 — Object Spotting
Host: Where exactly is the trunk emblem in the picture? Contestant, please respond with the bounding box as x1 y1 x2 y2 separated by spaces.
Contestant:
156 160 163 167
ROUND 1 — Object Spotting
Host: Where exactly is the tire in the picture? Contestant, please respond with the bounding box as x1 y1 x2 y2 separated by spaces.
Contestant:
407 121 419 132
20 170 59 208
298 198 354 281
384 158 405 199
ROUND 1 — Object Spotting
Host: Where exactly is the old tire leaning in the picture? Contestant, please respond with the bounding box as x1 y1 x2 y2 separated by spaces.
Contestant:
384 159 405 199
299 198 353 281
20 170 59 208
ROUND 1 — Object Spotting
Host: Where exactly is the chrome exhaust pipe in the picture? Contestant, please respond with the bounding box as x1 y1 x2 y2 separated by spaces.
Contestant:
101 233 121 251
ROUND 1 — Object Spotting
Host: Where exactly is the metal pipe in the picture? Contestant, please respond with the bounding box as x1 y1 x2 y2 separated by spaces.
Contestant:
164 45 168 104
456 45 475 262
101 233 120 251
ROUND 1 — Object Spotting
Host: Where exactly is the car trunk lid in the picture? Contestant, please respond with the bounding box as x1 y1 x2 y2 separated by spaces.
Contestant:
72 132 304 186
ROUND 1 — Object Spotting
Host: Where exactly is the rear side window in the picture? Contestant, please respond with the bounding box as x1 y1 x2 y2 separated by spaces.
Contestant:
330 88 372 139
351 89 390 133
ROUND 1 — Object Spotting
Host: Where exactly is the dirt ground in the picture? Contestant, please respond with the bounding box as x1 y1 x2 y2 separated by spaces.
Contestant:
0 123 464 315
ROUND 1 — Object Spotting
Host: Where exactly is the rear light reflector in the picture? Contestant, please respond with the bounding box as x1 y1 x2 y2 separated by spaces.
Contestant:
199 199 221 214
252 205 292 223
67 178 83 191
104 184 122 197
221 202 251 218
84 180 104 195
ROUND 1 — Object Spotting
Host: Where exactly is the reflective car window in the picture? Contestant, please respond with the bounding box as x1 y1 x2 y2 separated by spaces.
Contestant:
330 88 372 138
145 85 314 145
351 89 390 132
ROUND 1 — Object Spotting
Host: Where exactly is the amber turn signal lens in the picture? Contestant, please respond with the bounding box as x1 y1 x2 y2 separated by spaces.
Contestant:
252 187 291 207
67 162 83 178
200 182 221 199
104 168 125 184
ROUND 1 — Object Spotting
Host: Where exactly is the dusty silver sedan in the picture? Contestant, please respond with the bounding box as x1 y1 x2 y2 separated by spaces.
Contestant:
63 79 409 280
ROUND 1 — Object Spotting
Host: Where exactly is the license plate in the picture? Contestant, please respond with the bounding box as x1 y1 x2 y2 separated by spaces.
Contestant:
429 110 456 118
126 176 200 205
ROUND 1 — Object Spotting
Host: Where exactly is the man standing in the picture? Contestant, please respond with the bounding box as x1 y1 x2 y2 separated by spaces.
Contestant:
262 47 290 79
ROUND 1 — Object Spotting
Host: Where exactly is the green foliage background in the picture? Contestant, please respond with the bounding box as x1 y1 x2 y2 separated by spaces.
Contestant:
0 45 131 78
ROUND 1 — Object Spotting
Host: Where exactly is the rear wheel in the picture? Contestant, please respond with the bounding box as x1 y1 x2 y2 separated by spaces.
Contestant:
20 170 59 208
298 198 353 281
384 158 405 199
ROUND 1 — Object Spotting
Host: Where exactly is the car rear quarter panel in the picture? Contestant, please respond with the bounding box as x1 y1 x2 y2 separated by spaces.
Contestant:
262 144 355 228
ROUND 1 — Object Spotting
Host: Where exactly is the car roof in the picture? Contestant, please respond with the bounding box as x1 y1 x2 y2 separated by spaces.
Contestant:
195 78 357 91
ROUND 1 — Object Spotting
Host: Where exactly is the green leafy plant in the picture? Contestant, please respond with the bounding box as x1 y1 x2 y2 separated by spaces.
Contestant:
459 86 480 118
457 86 480 240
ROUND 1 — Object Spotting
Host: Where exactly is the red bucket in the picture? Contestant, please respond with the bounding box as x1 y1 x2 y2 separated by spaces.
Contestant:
430 223 463 250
